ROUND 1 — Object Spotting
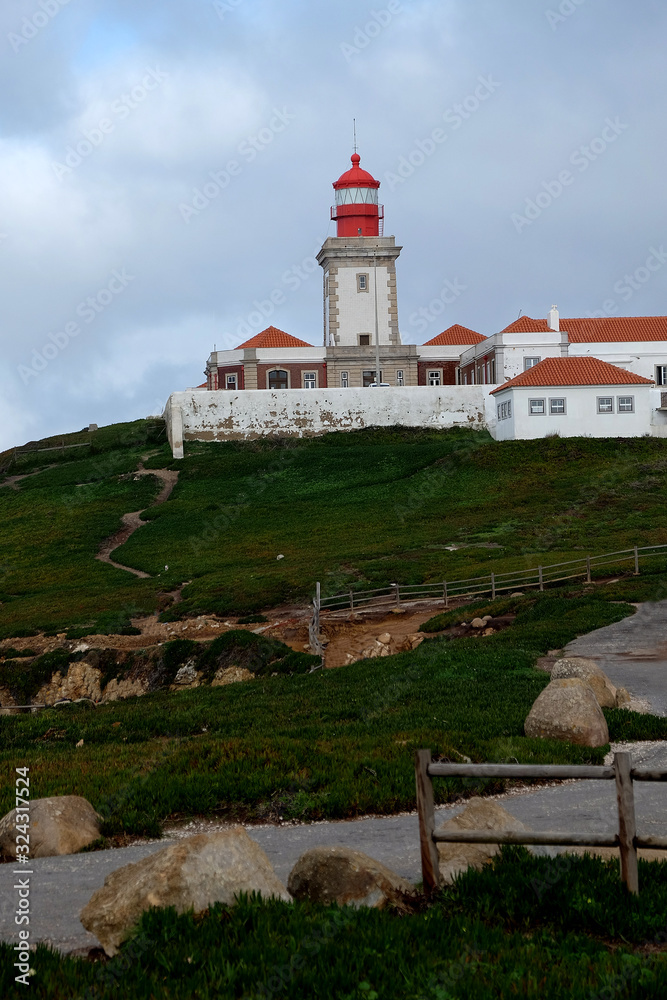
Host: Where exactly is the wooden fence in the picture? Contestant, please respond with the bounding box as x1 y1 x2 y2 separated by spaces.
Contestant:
314 543 667 614
415 750 667 896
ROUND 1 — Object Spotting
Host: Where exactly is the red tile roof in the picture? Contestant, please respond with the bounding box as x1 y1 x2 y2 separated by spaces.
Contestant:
501 316 551 333
423 324 486 346
501 315 667 342
490 357 654 394
237 326 313 349
563 316 667 342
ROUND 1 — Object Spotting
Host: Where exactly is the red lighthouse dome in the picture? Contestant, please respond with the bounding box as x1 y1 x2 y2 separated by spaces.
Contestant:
331 153 384 237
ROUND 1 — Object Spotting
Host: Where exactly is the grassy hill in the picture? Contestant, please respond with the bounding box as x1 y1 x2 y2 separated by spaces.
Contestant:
1 420 667 638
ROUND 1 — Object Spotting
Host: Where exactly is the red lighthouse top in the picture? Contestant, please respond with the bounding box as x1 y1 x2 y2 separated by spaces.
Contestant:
331 152 384 237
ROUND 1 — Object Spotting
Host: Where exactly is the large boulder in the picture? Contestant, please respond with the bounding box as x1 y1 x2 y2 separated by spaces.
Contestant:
0 796 101 859
551 657 617 708
80 828 290 956
287 846 413 909
525 677 609 746
437 798 527 884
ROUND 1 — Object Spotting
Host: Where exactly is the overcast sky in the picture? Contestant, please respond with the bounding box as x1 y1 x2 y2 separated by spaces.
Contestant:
1 0 666 450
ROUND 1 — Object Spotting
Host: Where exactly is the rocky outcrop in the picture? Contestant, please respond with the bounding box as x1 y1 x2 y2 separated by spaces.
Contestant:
0 796 101 859
437 798 527 884
80 828 290 956
35 661 103 706
525 677 609 746
170 660 201 690
287 846 413 909
101 676 148 702
551 657 617 709
211 666 254 686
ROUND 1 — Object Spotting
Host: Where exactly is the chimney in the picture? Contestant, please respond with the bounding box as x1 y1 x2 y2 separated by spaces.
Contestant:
548 305 559 331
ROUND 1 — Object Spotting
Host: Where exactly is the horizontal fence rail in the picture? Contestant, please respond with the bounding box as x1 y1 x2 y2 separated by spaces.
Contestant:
415 750 667 897
315 544 667 613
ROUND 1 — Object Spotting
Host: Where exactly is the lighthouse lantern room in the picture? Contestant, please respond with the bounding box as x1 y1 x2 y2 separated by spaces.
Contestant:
331 153 384 237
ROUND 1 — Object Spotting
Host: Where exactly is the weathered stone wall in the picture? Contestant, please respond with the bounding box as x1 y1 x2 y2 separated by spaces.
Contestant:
164 386 495 455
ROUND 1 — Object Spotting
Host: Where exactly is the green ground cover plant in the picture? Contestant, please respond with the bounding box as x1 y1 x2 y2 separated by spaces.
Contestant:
2 590 664 835
2 851 666 998
1 421 667 635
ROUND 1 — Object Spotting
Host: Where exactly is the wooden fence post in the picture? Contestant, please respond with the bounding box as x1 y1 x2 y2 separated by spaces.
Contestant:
394 583 400 608
586 556 592 584
634 546 640 575
415 749 441 893
538 566 543 592
349 591 354 610
491 572 496 600
443 581 448 607
314 582 321 635
614 751 638 895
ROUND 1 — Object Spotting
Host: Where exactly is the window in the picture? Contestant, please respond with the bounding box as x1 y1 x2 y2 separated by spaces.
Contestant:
597 396 614 413
357 273 369 292
497 400 512 420
268 369 289 390
529 398 546 415
226 374 237 390
656 365 667 386
396 370 404 387
340 371 349 388
363 370 381 387
359 334 370 346
618 395 634 413
549 397 566 414
303 371 317 389
324 277 329 298
427 370 442 386
524 357 541 370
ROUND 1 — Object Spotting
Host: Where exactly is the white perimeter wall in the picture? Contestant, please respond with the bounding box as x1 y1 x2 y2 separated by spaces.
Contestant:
165 386 496 456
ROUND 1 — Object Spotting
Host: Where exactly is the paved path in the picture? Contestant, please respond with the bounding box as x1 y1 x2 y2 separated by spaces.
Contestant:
566 599 667 716
2 599 666 955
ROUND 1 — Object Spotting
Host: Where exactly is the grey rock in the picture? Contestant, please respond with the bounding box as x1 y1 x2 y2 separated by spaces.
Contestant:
437 798 527 883
287 846 413 909
525 678 609 747
0 796 101 860
80 828 290 956
552 657 617 708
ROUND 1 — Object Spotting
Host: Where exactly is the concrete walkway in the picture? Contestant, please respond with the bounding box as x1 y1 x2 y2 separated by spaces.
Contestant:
2 599 666 955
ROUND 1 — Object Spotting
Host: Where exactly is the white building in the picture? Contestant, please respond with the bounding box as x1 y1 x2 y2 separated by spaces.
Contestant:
491 356 665 441
459 308 667 386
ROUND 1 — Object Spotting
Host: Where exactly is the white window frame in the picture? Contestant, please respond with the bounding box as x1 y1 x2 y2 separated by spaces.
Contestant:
597 396 614 414
427 369 442 386
529 398 546 415
617 395 634 413
303 371 317 389
656 365 667 386
357 273 369 293
340 370 349 388
524 357 541 371
226 373 237 390
549 397 566 415
396 369 404 387
497 399 512 420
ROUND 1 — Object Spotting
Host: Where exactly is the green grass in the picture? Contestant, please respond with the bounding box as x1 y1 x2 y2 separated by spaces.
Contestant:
2 421 667 636
2 590 664 835
2 851 667 998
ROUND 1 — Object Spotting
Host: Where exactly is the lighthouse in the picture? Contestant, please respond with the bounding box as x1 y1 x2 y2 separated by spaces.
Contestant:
317 153 403 361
